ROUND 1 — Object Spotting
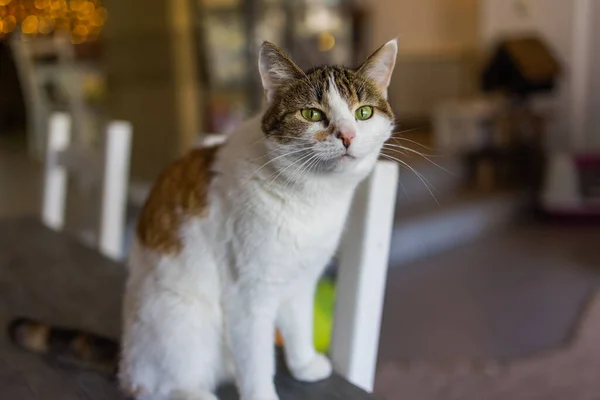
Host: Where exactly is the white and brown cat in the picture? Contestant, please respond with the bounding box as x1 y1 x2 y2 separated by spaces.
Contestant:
9 39 398 400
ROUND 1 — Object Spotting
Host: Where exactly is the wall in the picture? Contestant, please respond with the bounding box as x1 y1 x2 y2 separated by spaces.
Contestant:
585 1 600 150
369 0 479 121
102 0 201 181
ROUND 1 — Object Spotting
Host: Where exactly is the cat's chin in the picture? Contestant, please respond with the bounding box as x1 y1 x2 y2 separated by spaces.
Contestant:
318 153 374 176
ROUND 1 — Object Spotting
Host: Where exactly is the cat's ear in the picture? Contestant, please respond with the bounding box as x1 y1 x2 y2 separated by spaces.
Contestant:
357 39 398 99
258 41 304 104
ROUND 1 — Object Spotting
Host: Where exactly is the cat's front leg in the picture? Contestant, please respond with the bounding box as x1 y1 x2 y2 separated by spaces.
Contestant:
226 285 279 400
277 282 333 382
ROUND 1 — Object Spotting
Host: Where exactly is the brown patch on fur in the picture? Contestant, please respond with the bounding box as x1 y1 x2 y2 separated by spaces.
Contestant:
313 130 329 142
136 146 220 254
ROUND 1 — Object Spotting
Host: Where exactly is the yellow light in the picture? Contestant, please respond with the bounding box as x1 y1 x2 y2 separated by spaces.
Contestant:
318 32 335 52
90 10 103 26
21 14 38 34
69 0 84 11
50 0 66 11
15 4 27 20
83 1 94 13
38 16 54 34
0 0 106 40
34 0 50 9
77 3 94 21
1 14 15 32
95 6 106 20
55 19 69 31
72 23 87 35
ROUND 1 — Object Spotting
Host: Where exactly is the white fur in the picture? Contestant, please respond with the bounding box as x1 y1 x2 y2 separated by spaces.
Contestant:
120 45 396 400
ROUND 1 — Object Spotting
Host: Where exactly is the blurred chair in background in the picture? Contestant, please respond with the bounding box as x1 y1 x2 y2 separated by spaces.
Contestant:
10 32 105 161
43 112 132 261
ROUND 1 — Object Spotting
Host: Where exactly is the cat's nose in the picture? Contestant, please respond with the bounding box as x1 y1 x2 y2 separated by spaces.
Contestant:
336 129 355 149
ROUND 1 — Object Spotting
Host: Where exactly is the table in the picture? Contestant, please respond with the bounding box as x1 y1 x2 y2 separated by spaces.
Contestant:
0 218 376 399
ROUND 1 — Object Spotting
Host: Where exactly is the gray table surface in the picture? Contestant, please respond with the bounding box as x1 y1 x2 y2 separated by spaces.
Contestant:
0 217 375 399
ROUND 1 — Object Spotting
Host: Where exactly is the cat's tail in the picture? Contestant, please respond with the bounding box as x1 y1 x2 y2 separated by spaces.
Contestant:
7 317 120 376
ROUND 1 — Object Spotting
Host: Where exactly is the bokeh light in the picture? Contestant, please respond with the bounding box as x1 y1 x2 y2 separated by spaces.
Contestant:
318 31 335 52
21 14 37 33
1 14 16 33
0 0 106 42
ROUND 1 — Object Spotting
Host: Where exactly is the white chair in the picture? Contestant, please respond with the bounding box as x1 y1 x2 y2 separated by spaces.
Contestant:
331 160 398 392
42 112 133 261
10 34 74 160
10 33 102 161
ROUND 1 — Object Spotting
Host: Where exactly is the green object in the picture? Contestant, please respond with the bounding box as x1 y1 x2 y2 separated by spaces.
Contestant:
314 278 336 353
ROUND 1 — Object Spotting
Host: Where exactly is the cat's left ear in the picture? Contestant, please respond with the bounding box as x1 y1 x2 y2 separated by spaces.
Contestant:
258 41 304 104
357 39 398 99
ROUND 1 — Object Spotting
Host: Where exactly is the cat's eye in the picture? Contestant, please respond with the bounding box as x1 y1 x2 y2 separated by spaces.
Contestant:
301 108 324 122
355 106 373 121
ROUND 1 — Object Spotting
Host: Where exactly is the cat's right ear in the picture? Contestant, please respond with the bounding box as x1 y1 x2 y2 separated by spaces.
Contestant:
258 42 304 104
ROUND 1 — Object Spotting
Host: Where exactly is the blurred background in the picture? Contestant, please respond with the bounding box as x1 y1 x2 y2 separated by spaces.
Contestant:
1 0 600 398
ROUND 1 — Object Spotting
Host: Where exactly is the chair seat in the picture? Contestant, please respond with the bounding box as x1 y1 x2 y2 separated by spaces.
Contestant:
0 217 376 400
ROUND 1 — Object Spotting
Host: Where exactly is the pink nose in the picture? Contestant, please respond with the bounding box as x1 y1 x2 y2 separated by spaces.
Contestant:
336 129 355 149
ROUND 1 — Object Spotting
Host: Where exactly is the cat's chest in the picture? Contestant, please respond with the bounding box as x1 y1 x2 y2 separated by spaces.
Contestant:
233 192 352 268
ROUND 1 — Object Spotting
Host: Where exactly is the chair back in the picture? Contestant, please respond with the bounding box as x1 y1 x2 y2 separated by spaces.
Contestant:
42 112 132 261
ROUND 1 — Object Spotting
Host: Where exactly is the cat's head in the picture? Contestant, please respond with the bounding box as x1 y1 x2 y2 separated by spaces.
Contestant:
259 39 397 178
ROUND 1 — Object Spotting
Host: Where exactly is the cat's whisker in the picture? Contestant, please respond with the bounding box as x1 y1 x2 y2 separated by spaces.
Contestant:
389 136 437 151
249 146 288 162
389 126 430 137
380 152 435 189
294 153 323 191
286 153 320 191
292 156 321 192
380 153 439 205
269 151 315 188
381 145 409 157
244 147 311 185
251 135 314 147
383 144 454 175
382 143 435 158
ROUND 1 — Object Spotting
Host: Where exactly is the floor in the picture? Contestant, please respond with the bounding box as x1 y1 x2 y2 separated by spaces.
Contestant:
379 224 600 364
2 133 600 395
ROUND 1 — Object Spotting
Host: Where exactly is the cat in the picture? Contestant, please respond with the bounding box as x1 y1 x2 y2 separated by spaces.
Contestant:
9 39 398 400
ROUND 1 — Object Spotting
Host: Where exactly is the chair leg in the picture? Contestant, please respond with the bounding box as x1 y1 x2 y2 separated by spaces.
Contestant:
98 120 132 261
42 112 71 231
330 161 399 392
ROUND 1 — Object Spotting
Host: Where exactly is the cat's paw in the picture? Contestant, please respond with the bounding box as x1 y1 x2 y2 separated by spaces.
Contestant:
242 397 279 400
240 386 279 400
240 393 279 400
241 396 279 400
289 354 333 382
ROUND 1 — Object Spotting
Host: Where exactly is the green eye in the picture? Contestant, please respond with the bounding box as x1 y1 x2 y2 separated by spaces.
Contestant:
301 108 324 122
355 106 373 121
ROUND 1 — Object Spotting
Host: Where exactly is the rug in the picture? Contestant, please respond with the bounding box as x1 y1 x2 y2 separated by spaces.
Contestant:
374 292 600 400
